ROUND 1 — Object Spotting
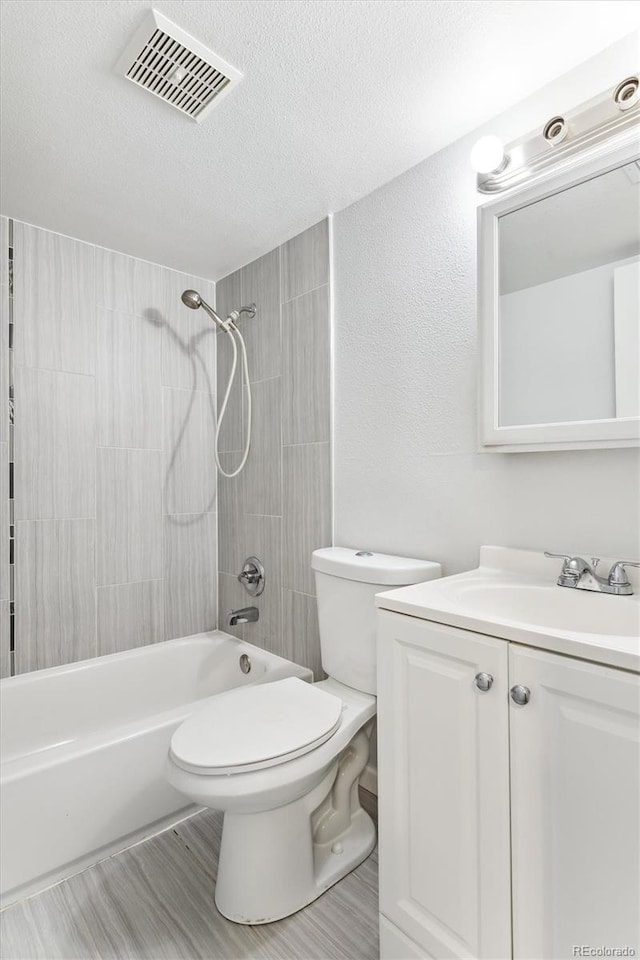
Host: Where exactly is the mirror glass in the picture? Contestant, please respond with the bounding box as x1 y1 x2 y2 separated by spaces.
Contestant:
497 159 640 427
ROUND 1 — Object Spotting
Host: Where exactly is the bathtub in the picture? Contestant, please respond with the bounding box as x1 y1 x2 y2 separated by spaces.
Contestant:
0 631 311 907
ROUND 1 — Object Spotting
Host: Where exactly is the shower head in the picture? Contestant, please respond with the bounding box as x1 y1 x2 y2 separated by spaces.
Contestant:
181 289 228 329
181 289 203 310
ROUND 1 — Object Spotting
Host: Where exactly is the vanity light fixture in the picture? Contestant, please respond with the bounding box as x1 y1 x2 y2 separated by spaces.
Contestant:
542 115 569 146
476 73 640 194
470 135 508 174
614 75 640 111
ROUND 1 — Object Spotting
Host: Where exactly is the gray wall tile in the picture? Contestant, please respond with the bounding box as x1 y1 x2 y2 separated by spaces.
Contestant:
163 388 217 516
165 512 216 640
218 572 246 639
283 442 332 595
13 222 96 375
162 317 217 395
14 366 96 521
0 599 9 679
217 456 245 576
97 308 162 450
97 448 162 586
242 377 282 517
10 228 221 675
282 285 330 444
97 580 164 655
15 519 96 672
0 442 8 601
240 248 281 383
216 219 331 660
282 588 324 680
280 218 329 303
96 247 168 318
216 271 241 320
241 515 282 655
216 272 244 452
216 336 244 453
162 273 216 393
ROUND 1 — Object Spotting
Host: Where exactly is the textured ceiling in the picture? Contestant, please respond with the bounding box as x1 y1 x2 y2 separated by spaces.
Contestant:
1 0 639 279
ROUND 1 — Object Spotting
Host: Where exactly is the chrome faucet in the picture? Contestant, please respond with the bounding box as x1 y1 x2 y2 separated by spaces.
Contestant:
229 606 259 626
545 552 640 596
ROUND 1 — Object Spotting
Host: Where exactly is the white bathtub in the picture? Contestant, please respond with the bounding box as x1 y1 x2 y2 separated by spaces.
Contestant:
0 631 311 907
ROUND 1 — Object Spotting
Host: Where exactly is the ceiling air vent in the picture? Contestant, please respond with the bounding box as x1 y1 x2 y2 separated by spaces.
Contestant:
115 9 242 122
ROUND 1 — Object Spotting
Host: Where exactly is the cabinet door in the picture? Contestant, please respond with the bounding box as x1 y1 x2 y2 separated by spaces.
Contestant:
377 611 511 960
509 645 640 958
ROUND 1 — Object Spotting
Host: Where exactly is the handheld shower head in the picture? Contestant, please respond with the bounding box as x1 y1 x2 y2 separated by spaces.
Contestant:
180 290 254 479
181 289 202 310
181 289 227 329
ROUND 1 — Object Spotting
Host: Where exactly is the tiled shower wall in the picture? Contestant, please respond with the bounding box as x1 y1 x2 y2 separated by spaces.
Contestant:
0 215 218 676
216 219 332 679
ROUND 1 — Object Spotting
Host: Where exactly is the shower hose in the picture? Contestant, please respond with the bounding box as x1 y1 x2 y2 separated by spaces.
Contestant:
215 320 252 478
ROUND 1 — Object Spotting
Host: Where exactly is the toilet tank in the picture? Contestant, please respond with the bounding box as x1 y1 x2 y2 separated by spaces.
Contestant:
311 548 441 695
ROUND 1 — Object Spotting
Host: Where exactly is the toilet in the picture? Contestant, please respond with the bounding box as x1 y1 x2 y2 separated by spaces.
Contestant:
165 547 441 924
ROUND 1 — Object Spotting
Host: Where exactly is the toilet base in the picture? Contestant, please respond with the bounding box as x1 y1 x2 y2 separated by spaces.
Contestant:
214 765 376 924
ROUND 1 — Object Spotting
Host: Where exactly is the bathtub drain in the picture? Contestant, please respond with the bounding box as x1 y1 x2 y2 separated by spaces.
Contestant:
239 654 251 674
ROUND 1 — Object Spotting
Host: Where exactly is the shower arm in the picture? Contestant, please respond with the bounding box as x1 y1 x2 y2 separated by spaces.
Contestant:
204 302 256 333
227 303 257 325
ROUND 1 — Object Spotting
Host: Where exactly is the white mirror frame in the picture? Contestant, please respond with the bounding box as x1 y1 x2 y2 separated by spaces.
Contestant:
478 135 640 453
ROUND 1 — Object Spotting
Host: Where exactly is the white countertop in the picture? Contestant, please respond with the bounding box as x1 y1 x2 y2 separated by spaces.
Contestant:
376 546 640 673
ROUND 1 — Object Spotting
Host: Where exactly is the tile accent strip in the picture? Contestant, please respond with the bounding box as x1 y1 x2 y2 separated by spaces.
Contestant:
8 221 14 675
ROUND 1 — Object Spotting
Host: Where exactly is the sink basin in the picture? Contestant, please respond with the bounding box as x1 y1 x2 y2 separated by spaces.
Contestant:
376 546 640 673
438 580 640 637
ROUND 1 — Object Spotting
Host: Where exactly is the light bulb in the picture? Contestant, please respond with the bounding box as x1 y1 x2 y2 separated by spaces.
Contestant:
470 135 506 174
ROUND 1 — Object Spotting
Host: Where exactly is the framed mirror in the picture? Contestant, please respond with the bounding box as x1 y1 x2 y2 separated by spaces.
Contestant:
478 139 640 451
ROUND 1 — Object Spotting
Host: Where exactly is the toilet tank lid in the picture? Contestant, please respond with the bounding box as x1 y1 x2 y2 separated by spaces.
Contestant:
312 547 441 585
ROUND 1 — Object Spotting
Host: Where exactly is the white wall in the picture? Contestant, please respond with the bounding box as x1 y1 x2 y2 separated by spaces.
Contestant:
333 35 640 577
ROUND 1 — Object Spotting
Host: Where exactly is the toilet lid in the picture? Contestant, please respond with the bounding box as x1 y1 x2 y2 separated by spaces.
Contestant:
169 677 344 775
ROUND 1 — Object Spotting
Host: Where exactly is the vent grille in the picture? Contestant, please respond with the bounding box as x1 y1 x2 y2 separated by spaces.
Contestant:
116 10 242 123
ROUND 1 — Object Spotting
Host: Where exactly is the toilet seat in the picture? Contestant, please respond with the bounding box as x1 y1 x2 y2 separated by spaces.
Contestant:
170 677 344 775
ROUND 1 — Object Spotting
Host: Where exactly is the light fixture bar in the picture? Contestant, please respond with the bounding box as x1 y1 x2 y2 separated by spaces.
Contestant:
477 74 640 194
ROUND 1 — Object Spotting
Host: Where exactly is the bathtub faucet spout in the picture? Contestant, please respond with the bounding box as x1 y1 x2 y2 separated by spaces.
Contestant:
229 606 259 626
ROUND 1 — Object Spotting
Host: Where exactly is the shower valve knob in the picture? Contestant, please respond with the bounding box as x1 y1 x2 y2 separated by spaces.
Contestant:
237 556 265 597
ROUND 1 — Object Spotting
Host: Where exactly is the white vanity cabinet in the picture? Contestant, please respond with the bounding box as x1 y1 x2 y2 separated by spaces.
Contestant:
509 644 640 959
377 609 640 960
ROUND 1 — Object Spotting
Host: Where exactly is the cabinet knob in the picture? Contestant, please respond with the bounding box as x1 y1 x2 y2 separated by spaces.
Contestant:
510 684 531 705
474 672 494 692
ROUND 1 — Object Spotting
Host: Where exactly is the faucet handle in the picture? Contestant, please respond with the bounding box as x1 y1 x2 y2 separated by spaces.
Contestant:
544 551 574 571
544 551 588 585
608 561 640 585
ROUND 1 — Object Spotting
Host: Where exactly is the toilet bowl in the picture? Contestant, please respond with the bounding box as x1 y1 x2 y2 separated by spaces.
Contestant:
165 547 441 924
166 676 377 923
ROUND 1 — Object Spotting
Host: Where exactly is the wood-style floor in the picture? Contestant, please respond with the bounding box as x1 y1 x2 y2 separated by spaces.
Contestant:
0 794 379 960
